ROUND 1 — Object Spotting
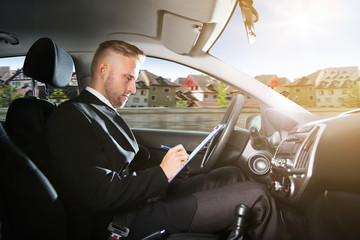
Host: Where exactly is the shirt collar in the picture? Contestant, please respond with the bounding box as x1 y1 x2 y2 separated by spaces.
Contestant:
85 86 116 111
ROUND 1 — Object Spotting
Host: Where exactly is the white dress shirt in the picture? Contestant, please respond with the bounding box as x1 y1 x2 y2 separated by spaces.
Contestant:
85 86 116 111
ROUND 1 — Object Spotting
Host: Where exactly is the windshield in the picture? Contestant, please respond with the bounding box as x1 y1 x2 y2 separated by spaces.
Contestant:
211 0 360 79
210 0 360 112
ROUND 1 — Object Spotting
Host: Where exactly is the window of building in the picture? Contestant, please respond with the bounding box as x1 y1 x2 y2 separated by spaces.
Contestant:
319 90 324 96
329 90 334 95
151 95 156 101
141 90 146 96
309 96 314 101
213 95 217 99
133 97 139 103
152 87 157 92
326 98 332 103
295 88 301 93
164 88 170 93
308 87 313 92
166 96 172 102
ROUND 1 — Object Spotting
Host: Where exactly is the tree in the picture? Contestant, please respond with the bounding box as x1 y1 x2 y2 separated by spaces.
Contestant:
217 83 230 106
341 84 360 108
176 99 188 107
0 85 23 107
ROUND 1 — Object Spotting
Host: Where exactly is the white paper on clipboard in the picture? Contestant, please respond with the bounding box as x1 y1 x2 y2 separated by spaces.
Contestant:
168 123 226 182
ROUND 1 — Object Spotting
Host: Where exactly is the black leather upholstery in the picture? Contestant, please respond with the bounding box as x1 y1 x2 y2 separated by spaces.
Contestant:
5 37 73 177
5 98 56 175
23 37 74 87
0 123 67 240
1 38 72 238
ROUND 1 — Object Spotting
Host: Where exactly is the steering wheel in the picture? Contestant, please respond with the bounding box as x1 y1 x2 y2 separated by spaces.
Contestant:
200 94 245 173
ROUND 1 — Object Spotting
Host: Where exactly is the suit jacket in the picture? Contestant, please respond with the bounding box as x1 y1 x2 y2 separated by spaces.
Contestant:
46 90 170 239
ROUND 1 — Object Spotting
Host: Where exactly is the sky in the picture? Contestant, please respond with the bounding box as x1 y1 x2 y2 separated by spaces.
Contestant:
2 0 359 82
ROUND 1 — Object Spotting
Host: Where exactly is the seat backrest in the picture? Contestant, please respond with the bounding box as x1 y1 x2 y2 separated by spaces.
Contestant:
0 123 67 240
4 37 74 177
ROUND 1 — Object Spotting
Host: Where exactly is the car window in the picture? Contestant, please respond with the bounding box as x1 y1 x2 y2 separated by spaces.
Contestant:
0 56 78 121
122 57 259 132
0 56 259 132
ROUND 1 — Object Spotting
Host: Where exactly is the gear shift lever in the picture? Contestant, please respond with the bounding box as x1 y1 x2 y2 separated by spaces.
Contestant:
227 204 250 240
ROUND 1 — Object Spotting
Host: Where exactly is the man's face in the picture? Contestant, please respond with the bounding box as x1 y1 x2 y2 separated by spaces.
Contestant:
103 53 140 108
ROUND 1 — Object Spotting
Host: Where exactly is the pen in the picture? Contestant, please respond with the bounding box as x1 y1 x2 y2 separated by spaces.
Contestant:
161 145 171 150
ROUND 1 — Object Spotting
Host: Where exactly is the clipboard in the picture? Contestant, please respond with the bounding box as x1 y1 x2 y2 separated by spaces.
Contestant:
168 123 226 183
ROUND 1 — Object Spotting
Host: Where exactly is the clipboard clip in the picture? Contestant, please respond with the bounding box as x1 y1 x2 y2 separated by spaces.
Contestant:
214 123 226 131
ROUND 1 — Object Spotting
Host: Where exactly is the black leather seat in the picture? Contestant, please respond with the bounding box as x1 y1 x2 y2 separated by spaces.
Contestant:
4 37 74 178
0 123 67 240
1 37 73 240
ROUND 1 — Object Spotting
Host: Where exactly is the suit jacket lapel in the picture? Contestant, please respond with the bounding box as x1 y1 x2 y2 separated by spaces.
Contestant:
76 91 139 153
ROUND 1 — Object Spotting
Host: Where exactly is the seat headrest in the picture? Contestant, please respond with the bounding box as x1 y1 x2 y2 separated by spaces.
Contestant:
23 37 74 88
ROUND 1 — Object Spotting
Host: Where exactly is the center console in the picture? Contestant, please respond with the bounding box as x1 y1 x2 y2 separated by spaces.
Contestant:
269 124 325 201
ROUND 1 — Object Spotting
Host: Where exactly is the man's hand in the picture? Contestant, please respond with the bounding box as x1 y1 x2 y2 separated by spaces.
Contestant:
171 166 190 185
160 144 189 181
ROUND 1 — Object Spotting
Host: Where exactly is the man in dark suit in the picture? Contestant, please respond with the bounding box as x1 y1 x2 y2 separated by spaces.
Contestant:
47 40 284 240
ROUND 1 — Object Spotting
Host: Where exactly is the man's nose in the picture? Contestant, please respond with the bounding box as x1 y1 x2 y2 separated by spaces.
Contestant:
129 81 136 94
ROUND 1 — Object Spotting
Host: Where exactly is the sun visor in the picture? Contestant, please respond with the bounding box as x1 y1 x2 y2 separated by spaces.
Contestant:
161 12 203 55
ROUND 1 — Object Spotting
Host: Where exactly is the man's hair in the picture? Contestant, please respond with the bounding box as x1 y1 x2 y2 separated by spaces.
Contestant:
91 40 145 76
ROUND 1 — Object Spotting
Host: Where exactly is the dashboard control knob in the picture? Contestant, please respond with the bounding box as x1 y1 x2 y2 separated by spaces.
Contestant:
249 155 270 175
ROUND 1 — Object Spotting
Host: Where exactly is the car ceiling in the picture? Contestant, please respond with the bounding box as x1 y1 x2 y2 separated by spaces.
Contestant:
0 0 237 58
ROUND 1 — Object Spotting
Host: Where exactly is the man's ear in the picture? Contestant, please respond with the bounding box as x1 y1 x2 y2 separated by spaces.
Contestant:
98 62 108 78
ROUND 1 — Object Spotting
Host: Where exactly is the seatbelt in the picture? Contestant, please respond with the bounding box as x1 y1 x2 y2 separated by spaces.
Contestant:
107 221 130 240
107 206 132 240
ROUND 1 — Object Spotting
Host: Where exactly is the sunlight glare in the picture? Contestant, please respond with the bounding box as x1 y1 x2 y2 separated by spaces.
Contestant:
274 0 343 42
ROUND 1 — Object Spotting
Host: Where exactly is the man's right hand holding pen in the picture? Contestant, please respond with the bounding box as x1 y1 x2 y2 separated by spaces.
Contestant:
160 144 189 181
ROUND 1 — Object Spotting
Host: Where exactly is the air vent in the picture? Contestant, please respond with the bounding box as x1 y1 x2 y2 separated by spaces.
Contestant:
294 127 319 169
296 148 310 169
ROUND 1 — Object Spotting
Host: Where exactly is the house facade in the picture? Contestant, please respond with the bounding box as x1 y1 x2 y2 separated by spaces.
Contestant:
127 81 149 107
255 74 291 97
126 70 178 107
175 74 219 106
2 68 79 100
0 66 11 82
286 71 322 107
316 67 359 107
286 67 359 108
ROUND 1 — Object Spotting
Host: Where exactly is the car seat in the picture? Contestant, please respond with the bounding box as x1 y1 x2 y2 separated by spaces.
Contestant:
0 123 67 240
4 37 73 179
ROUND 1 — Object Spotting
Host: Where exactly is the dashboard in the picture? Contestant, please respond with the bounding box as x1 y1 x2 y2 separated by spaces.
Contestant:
269 111 360 205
